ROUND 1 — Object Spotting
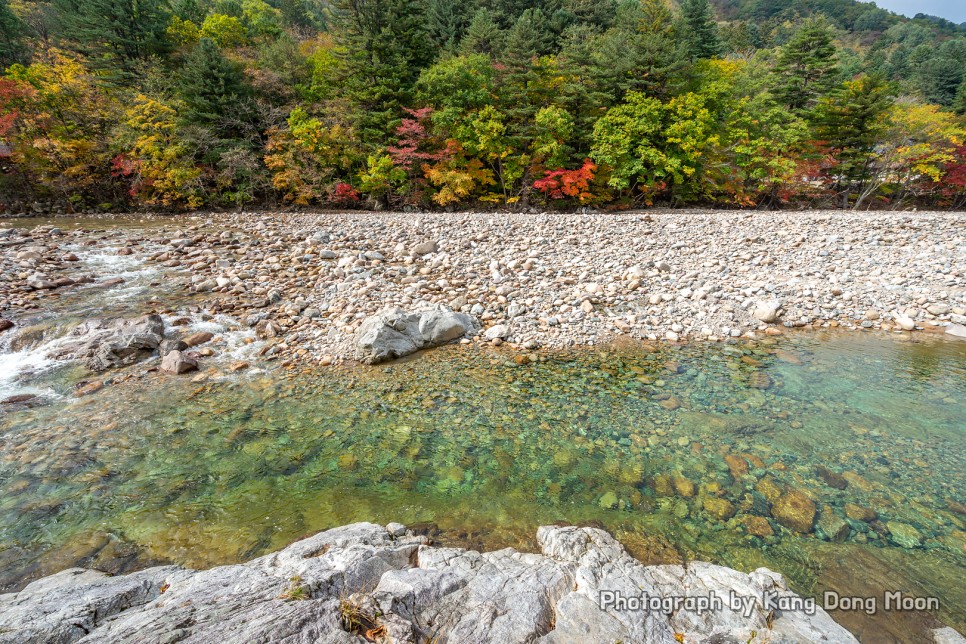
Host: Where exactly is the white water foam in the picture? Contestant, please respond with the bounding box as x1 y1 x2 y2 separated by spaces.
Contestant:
165 314 265 365
0 335 72 401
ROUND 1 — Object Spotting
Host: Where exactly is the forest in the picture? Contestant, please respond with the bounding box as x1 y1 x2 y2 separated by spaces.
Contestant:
1 0 965 212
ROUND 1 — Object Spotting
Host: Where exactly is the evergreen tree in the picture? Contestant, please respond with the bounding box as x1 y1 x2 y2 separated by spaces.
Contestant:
633 0 684 97
815 74 895 207
426 0 477 52
52 0 171 79
179 38 254 132
333 0 435 145
680 0 721 60
504 7 554 61
773 17 839 115
461 8 505 57
954 77 966 115
0 0 29 67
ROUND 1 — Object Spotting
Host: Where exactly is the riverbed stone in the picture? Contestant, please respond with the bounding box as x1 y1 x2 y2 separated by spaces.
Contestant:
844 503 877 523
355 307 479 364
753 301 782 323
772 488 817 533
182 331 213 347
54 315 165 372
160 350 198 375
887 521 924 549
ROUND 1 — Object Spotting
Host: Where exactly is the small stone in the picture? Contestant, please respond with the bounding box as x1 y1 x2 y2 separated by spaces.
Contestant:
183 331 214 347
817 507 850 542
228 361 250 372
945 323 966 340
672 474 695 497
886 521 923 549
742 516 774 537
753 301 781 323
724 454 749 479
772 488 817 533
659 397 681 411
815 465 848 490
412 241 439 256
75 381 104 396
894 314 915 331
160 350 198 375
703 497 736 521
484 324 510 341
844 503 877 523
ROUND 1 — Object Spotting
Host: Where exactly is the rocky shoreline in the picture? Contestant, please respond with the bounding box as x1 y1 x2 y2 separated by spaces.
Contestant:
0 521 865 644
1 210 965 371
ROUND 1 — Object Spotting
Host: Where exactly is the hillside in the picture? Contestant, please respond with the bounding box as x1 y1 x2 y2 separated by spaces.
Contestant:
1 0 964 212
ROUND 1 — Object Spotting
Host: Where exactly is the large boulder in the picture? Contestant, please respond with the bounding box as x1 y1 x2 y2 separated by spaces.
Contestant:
0 522 863 644
52 315 165 371
355 307 479 364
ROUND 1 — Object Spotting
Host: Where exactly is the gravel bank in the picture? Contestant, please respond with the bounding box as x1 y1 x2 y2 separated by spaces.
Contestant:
2 210 965 365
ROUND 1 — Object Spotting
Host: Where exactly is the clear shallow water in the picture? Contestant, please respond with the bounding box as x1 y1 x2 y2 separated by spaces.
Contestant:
0 217 964 642
0 333 963 641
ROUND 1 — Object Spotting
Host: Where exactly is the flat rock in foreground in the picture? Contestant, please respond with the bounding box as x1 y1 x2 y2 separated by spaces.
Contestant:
0 522 860 644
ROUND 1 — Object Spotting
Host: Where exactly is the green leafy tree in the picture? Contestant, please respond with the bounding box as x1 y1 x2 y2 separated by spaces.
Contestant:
773 17 839 116
52 0 171 79
679 0 721 60
589 91 666 195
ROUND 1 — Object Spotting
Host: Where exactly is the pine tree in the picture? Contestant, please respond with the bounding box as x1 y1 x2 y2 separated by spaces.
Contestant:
426 0 476 53
0 0 29 67
954 77 966 115
773 17 839 115
680 0 721 60
179 38 253 132
504 7 554 62
52 0 170 79
461 8 505 58
333 0 435 145
815 74 895 207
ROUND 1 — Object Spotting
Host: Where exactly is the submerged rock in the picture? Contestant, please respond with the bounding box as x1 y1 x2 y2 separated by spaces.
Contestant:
355 307 479 364
0 522 859 644
51 315 165 372
887 521 924 549
772 488 817 533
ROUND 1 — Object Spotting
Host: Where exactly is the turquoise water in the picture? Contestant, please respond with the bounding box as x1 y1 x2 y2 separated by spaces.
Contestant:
0 331 963 641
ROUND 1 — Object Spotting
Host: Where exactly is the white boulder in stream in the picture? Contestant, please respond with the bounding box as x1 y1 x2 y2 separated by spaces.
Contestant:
0 522 859 644
355 306 479 364
52 315 166 371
